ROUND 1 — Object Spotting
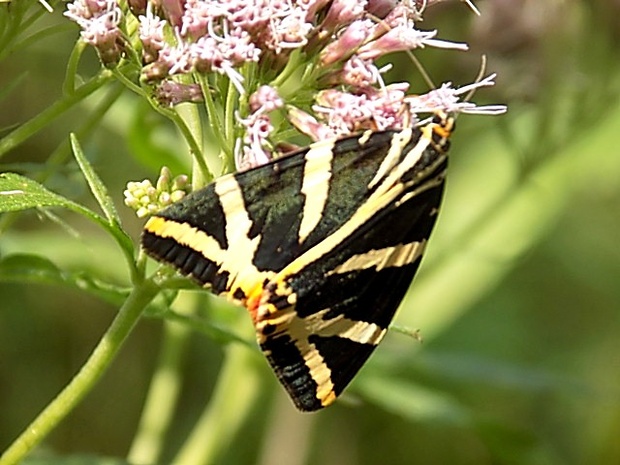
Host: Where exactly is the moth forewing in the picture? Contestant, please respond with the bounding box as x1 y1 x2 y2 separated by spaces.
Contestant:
141 113 455 411
254 121 452 410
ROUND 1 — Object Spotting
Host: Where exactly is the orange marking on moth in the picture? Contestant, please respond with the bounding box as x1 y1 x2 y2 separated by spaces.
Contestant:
244 284 263 323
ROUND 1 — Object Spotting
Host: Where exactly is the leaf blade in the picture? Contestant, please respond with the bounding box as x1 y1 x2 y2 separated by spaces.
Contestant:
70 133 121 225
0 172 82 213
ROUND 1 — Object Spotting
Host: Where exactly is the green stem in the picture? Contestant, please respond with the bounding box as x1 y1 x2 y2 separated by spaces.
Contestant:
0 84 124 236
153 104 213 183
0 277 160 465
271 48 304 89
44 84 125 180
222 78 238 171
198 74 227 150
12 23 74 57
0 2 30 61
0 71 114 159
112 65 145 96
174 97 208 189
127 293 196 465
171 321 265 465
63 40 87 94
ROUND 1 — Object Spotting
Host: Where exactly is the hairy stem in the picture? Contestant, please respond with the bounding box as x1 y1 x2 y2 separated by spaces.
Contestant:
0 277 160 465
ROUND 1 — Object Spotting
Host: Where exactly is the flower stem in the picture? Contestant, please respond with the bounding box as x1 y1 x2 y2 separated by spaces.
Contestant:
153 103 213 184
223 77 238 170
0 277 160 465
0 70 114 159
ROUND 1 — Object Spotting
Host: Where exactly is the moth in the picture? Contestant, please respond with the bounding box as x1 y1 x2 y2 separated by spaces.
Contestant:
141 112 454 411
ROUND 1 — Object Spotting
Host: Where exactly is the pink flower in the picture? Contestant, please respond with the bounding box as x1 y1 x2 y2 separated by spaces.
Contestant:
407 75 508 115
358 26 468 61
236 113 274 170
139 6 167 63
249 86 284 113
64 0 124 66
320 19 373 65
155 81 204 106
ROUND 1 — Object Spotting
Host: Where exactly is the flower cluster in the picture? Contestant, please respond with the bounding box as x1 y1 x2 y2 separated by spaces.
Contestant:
65 0 125 67
64 0 505 215
236 85 284 170
123 167 190 217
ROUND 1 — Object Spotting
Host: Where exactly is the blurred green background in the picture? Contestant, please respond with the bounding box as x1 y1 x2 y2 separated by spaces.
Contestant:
1 1 620 464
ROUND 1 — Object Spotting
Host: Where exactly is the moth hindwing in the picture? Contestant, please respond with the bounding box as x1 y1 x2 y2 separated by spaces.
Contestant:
142 113 454 411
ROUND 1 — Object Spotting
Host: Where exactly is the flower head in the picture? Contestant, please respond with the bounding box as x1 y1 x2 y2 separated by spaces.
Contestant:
124 167 190 217
64 0 124 66
139 5 167 63
407 74 508 115
65 0 506 205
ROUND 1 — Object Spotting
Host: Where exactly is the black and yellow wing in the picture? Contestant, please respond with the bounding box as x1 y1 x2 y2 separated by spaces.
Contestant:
141 113 454 411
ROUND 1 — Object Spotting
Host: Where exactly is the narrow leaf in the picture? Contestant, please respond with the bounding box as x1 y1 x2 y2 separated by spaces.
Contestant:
356 372 473 426
70 133 121 224
0 172 84 213
0 254 130 305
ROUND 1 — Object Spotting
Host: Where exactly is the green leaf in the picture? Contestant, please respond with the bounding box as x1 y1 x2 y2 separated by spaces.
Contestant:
70 133 121 225
356 370 473 426
0 253 61 281
0 254 130 305
0 172 102 225
357 355 562 465
0 173 137 276
0 172 89 215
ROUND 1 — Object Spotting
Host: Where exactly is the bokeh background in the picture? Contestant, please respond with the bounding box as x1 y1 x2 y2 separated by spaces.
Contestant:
1 1 619 464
